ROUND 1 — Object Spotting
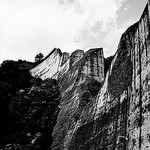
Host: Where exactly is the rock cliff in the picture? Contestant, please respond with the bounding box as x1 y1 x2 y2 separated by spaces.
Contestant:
52 48 104 150
30 48 63 80
29 1 150 149
31 47 105 149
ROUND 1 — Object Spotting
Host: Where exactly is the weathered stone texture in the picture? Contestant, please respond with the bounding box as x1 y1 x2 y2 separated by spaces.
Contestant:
65 2 150 150
61 52 70 66
30 48 62 80
29 1 150 150
69 49 84 67
30 47 105 149
51 48 104 150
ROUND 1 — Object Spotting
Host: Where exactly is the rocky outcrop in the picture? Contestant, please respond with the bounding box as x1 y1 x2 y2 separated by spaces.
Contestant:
30 48 62 80
69 49 84 67
30 48 104 83
57 1 150 150
28 1 150 150
30 47 105 150
61 52 69 66
52 48 104 150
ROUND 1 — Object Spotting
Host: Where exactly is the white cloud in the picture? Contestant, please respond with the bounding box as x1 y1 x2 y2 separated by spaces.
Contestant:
0 0 129 63
104 19 135 57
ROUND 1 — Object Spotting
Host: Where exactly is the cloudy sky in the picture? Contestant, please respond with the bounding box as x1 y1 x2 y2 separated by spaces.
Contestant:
0 0 148 63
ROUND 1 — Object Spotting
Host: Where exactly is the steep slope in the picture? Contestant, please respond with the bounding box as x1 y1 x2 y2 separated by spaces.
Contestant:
0 60 36 149
30 47 105 149
1 78 61 150
29 1 150 150
0 60 61 150
30 48 63 80
59 1 150 150
52 48 104 150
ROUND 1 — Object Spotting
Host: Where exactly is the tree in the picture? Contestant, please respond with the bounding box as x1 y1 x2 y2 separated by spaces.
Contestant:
35 53 44 63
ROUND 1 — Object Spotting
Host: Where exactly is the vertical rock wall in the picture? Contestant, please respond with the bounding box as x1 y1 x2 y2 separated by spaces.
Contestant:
62 1 150 150
69 50 84 67
29 1 150 149
128 3 150 149
51 48 104 150
61 52 70 66
30 48 105 150
30 48 62 80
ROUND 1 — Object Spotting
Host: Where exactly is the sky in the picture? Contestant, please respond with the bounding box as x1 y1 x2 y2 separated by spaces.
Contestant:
0 0 148 63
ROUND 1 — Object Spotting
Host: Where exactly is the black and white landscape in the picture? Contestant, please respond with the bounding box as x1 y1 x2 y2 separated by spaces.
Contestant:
0 0 150 150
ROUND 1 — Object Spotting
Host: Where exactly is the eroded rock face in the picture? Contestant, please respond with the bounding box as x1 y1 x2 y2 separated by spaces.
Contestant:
29 1 150 150
30 48 62 80
30 47 105 149
69 49 84 67
62 1 150 150
51 48 104 150
61 52 69 66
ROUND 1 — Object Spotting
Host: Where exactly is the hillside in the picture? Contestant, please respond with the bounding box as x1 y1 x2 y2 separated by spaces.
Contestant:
0 60 61 150
30 0 150 149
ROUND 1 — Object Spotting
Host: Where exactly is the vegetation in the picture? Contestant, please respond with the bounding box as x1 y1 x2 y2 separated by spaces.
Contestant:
35 53 44 63
0 60 61 150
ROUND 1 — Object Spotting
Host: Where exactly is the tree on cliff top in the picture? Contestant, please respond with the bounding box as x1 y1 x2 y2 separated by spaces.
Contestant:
35 53 44 63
